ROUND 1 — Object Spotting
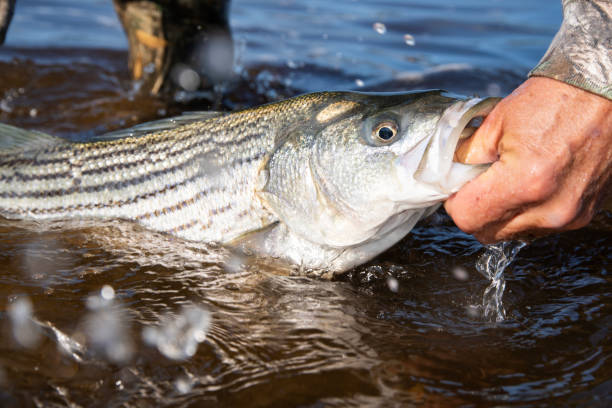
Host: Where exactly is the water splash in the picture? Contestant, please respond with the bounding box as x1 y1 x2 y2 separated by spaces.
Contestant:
476 241 526 322
142 304 211 360
386 276 399 293
403 34 416 46
82 285 133 363
373 22 386 35
8 296 41 348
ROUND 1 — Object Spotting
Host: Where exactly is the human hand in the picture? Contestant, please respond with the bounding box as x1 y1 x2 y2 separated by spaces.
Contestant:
445 77 612 243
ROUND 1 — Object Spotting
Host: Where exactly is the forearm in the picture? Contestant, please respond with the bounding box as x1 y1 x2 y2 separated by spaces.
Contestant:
529 0 612 100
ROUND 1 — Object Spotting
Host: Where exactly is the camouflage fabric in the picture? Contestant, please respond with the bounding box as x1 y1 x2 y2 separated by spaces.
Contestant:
530 0 612 100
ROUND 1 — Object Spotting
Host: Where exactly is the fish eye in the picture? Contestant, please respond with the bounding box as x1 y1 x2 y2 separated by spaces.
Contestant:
372 122 398 143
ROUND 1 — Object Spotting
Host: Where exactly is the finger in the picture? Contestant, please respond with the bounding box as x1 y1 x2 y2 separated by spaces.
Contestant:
454 103 504 164
482 190 591 242
446 146 560 237
445 158 527 235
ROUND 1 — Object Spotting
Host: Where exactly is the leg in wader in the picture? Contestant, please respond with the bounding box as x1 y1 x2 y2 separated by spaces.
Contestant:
113 0 233 95
0 0 233 95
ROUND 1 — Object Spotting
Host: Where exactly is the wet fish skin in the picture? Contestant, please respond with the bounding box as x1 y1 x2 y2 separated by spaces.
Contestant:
0 91 496 272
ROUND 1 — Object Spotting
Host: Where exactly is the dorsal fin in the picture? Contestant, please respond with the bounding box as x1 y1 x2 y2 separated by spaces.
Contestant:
0 123 66 151
90 111 226 142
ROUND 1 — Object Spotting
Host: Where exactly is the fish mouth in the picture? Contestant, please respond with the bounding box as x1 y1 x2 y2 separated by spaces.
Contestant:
411 96 501 192
455 97 500 147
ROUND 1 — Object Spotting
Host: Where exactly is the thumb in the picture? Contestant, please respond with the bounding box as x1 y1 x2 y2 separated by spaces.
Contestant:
454 105 503 164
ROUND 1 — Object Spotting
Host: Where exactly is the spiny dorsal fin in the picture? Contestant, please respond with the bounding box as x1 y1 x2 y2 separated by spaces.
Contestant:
90 111 226 142
0 123 66 151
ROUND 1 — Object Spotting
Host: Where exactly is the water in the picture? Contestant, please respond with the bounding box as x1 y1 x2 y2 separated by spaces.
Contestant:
1 0 611 406
477 241 527 322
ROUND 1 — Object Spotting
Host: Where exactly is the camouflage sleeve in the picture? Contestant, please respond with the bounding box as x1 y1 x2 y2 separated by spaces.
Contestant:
529 0 612 100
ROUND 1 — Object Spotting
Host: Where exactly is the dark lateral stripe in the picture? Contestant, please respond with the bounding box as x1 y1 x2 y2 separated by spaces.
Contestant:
0 155 197 199
0 147 265 200
0 140 201 183
1 173 220 216
161 219 202 235
0 129 266 185
160 204 254 236
134 187 219 220
73 130 266 176
0 170 71 183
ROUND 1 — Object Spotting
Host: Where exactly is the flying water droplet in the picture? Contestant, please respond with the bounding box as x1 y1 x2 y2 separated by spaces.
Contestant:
8 296 41 348
175 377 194 394
486 83 502 97
452 266 469 281
355 78 365 87
373 22 386 35
142 304 211 360
386 276 399 293
100 285 115 301
83 287 133 363
403 34 415 46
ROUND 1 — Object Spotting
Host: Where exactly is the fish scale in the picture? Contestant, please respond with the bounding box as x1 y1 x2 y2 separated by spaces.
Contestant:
0 93 311 242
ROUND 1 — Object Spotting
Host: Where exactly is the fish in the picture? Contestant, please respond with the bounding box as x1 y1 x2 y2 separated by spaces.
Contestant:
0 91 498 273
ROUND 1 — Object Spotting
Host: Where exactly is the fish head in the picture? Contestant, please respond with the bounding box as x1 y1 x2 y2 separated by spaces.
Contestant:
260 91 499 250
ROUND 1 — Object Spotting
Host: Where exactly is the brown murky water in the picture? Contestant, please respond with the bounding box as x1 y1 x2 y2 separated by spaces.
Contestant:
1 1 611 406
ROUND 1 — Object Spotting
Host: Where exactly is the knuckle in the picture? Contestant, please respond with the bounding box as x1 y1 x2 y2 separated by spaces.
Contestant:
521 162 557 203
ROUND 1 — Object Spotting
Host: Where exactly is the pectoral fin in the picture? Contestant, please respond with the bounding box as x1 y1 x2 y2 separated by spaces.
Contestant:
227 221 280 253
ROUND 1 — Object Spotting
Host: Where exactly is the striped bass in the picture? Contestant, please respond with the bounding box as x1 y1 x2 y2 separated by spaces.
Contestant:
0 91 497 272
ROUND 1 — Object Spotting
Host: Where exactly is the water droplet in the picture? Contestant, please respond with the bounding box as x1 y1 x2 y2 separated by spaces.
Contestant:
142 304 211 360
83 291 133 363
224 250 246 273
486 83 502 97
179 69 200 91
29 108 38 117
100 285 115 300
355 79 365 87
8 296 41 348
175 377 193 394
466 305 480 318
477 241 526 322
452 266 469 281
403 34 415 46
386 277 399 293
373 22 386 35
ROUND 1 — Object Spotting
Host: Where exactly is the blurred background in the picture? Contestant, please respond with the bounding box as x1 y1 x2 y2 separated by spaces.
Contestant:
0 0 560 136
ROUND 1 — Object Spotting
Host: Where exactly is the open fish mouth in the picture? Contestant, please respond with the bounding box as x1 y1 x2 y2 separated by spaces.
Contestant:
410 96 501 193
457 97 501 144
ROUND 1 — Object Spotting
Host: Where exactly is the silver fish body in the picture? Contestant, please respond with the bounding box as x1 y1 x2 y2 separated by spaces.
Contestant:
0 91 497 272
